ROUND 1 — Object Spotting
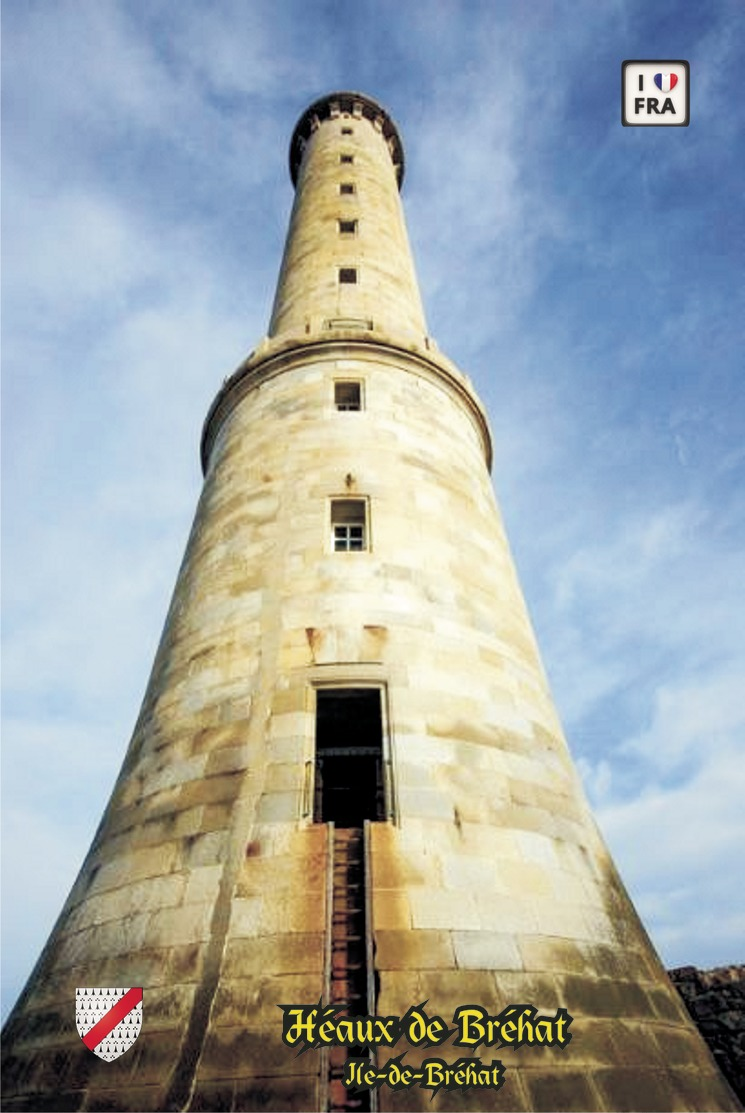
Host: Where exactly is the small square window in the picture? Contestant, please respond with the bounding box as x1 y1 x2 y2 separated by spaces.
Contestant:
339 182 355 195
331 499 367 552
339 267 357 284
341 126 353 135
335 381 362 411
338 219 357 235
340 154 354 164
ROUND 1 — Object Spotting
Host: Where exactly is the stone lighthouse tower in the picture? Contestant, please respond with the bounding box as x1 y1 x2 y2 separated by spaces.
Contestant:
2 93 739 1113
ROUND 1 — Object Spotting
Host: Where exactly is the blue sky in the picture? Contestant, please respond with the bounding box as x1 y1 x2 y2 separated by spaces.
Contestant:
2 0 743 1023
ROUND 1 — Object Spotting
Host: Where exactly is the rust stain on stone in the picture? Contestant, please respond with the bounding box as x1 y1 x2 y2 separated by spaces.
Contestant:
305 626 322 662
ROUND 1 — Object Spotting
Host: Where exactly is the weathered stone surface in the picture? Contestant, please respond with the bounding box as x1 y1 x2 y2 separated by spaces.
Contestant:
2 92 739 1113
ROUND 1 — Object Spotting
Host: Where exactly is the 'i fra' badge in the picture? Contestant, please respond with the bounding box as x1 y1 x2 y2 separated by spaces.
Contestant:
622 61 690 126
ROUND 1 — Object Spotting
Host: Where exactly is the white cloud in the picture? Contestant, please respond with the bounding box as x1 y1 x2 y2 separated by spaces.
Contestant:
4 179 161 318
1 801 106 1018
623 668 745 771
164 0 329 97
4 2 178 139
594 739 745 966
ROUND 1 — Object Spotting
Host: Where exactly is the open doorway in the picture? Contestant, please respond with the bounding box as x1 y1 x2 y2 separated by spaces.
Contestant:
313 688 385 826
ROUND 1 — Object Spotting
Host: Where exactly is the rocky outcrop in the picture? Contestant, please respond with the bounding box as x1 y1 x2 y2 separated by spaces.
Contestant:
669 965 744 1104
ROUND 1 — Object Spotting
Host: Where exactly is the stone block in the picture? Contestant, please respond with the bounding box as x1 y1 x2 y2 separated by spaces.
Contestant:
211 973 321 1027
232 1074 320 1112
397 787 454 822
189 1081 235 1111
420 969 502 1013
372 889 412 930
256 791 300 822
499 859 552 898
378 1085 433 1112
476 892 537 934
181 829 229 868
167 942 207 983
668 1064 743 1110
127 1029 186 1085
264 762 302 793
70 875 188 933
91 844 179 894
441 853 505 893
374 930 455 971
648 982 694 1024
493 970 562 1013
258 892 326 935
591 1065 694 1111
58 912 152 966
191 725 249 754
522 1068 602 1112
223 934 325 978
530 897 590 938
237 852 325 898
580 905 621 946
183 864 223 905
33 1045 92 1092
80 1085 163 1111
557 975 654 1022
370 845 427 890
147 903 212 947
410 889 479 932
143 983 196 1032
198 1026 316 1080
229 897 263 937
205 745 251 776
0 1092 85 1112
452 930 523 972
177 772 242 809
520 936 588 975
271 686 308 715
376 970 422 1017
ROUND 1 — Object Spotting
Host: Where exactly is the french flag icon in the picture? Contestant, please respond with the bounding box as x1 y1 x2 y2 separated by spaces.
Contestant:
654 73 678 92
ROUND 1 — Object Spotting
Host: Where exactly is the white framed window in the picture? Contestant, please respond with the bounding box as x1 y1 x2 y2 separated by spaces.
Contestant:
331 499 368 551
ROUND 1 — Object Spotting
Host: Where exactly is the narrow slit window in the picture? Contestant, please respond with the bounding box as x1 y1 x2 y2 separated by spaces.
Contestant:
341 126 353 135
338 219 357 235
340 153 354 164
339 267 357 284
314 689 385 825
335 381 362 411
339 182 355 195
331 499 367 551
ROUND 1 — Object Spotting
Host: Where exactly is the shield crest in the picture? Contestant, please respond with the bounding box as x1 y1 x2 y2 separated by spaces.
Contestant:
76 987 143 1061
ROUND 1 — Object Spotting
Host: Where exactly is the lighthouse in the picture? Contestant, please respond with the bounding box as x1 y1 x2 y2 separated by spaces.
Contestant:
1 92 738 1112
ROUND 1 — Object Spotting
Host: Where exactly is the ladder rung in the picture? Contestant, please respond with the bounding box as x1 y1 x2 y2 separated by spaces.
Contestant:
325 825 373 1112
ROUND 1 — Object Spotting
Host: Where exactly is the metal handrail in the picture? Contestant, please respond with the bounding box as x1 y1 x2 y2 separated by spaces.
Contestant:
363 819 378 1112
319 820 335 1112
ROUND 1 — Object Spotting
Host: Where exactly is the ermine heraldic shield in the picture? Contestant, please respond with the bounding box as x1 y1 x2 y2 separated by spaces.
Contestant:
75 989 142 1063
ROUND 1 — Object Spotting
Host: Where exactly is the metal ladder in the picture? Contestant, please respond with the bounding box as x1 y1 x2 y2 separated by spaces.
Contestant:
322 823 377 1113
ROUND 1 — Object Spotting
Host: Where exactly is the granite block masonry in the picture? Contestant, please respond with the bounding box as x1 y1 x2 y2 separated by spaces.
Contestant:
2 92 740 1112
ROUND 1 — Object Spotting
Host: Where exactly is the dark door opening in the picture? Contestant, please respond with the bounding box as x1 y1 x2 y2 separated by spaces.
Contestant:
314 688 385 826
